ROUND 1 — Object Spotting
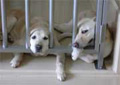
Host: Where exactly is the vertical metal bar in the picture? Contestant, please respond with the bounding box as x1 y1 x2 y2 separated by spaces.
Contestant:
97 0 108 69
95 0 104 52
25 0 30 49
1 0 7 48
96 0 104 69
72 0 78 43
102 0 108 25
97 25 105 69
49 0 54 48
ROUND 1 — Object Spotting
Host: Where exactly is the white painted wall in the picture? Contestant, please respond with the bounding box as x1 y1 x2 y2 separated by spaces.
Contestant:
5 0 117 25
6 0 95 24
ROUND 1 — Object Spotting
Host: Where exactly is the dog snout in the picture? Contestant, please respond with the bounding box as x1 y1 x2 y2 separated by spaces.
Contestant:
73 42 79 48
36 44 42 52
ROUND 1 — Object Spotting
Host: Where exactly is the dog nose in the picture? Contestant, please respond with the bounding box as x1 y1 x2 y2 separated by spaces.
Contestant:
36 44 42 52
73 42 79 48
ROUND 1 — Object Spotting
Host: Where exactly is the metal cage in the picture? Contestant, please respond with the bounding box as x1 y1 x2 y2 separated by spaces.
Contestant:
0 0 108 69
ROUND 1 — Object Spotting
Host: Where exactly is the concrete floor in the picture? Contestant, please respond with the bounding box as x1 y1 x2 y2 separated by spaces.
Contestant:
0 73 120 85
0 53 118 85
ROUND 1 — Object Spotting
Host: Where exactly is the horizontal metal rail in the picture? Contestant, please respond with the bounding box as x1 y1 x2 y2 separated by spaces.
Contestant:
0 46 71 53
0 46 97 54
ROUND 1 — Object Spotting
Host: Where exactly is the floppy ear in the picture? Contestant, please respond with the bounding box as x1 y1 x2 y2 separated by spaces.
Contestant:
77 18 91 28
30 29 37 37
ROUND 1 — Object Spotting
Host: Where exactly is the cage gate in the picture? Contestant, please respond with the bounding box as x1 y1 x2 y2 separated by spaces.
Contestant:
0 0 108 69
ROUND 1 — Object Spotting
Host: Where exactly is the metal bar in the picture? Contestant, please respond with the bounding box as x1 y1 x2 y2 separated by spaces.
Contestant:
102 0 108 25
49 0 54 48
98 28 106 69
0 46 71 53
97 0 108 69
0 0 7 49
0 46 97 54
25 0 30 49
0 46 31 53
95 0 104 52
72 0 78 44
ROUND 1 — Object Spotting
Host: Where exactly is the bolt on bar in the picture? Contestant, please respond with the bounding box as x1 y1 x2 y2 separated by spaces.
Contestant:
72 0 78 44
97 0 108 69
25 0 30 49
1 0 7 49
49 0 54 48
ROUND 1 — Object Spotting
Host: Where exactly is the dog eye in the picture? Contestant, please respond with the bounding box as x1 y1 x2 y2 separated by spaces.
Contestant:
32 36 36 39
43 36 48 40
82 30 88 34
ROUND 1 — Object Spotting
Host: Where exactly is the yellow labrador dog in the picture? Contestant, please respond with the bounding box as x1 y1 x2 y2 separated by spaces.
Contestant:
55 10 113 63
0 9 22 44
71 18 113 63
2 9 66 81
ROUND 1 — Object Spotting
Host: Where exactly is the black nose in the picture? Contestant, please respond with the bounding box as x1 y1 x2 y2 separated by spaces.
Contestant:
36 44 42 52
73 42 79 48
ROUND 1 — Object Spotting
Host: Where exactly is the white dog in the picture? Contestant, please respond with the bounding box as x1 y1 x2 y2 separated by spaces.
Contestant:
3 9 66 81
55 10 113 63
71 17 113 63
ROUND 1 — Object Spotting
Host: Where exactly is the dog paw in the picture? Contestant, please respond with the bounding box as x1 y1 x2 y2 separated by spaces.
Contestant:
57 72 66 81
10 60 21 68
72 56 78 61
71 48 82 61
80 57 94 63
71 52 79 61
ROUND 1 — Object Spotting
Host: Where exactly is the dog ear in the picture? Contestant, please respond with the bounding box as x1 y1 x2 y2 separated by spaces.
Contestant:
77 18 91 29
30 29 37 37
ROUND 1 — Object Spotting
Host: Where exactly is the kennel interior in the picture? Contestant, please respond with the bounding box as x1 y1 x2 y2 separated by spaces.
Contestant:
0 0 119 81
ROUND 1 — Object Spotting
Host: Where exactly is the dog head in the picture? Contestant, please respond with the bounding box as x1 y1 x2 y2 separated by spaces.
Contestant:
73 17 96 49
72 17 96 61
30 22 49 56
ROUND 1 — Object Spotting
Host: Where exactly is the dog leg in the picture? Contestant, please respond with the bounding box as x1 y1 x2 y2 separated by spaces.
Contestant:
80 54 97 63
72 48 83 61
10 53 23 68
53 33 66 81
56 53 66 81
